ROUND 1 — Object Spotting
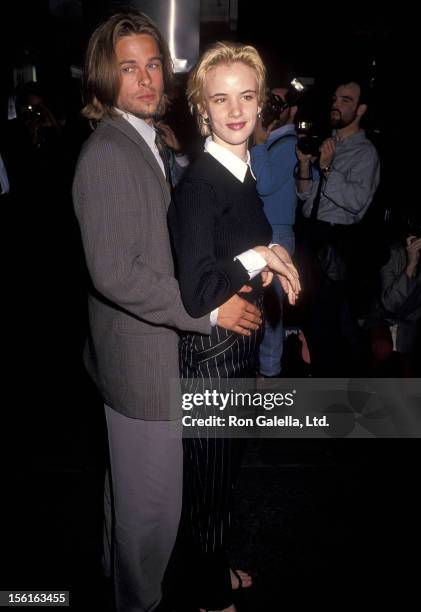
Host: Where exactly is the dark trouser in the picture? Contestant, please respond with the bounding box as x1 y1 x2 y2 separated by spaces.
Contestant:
295 218 364 376
171 304 262 609
180 435 245 609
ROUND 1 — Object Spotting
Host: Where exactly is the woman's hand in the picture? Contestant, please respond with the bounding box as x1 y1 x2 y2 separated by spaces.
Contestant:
261 268 273 287
253 245 301 304
156 121 181 153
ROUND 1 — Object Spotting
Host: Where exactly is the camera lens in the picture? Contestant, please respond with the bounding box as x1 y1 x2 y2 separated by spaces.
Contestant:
297 134 320 157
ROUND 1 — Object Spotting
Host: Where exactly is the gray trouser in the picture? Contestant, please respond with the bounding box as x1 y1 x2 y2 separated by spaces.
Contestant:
103 404 183 612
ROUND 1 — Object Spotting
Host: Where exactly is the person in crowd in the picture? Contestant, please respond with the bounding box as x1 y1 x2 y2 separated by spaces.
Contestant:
295 77 380 375
3 81 66 203
366 212 421 376
72 11 264 612
251 84 299 377
168 41 300 612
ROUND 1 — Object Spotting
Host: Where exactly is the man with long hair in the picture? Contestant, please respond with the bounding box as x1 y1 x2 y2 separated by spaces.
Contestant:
73 10 262 612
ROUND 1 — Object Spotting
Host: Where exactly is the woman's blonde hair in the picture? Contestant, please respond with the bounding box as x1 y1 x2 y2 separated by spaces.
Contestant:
187 41 266 137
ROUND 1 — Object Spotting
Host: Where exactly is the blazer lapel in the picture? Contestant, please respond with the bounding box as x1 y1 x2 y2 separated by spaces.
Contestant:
102 116 170 201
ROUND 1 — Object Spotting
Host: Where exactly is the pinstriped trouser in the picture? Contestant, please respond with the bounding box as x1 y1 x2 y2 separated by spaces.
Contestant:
179 302 263 609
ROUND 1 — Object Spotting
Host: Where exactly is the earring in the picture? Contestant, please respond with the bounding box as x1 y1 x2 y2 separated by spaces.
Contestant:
201 116 210 125
257 112 262 118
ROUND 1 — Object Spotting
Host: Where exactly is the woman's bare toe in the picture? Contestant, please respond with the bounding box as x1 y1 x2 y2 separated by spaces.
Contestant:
230 568 252 589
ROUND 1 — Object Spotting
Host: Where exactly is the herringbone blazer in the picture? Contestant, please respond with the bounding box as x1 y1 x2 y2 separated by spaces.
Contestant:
73 116 210 419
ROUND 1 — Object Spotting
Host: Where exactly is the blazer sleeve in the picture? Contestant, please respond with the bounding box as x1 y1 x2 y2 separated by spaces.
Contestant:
73 138 210 334
169 179 250 318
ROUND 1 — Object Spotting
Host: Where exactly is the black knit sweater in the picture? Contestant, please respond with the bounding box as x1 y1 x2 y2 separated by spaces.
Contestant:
168 152 272 318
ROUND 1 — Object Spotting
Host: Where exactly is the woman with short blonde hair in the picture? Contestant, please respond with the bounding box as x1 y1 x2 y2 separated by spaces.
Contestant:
168 41 300 612
187 41 266 136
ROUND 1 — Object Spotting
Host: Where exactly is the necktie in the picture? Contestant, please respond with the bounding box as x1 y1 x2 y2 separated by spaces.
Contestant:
244 165 255 184
154 131 172 188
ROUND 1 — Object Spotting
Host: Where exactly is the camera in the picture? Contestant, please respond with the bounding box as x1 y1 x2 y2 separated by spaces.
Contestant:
26 104 42 117
260 78 305 129
296 120 322 158
260 92 286 129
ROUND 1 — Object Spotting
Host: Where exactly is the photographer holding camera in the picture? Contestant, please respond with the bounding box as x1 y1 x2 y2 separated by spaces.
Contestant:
15 82 62 150
295 78 380 375
3 82 65 197
297 78 379 224
251 85 299 377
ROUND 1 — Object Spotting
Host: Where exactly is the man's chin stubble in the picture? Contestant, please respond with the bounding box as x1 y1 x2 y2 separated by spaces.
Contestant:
132 106 165 121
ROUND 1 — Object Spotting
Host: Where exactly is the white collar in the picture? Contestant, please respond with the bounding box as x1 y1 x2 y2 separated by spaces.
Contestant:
114 108 165 176
204 137 255 182
116 108 156 149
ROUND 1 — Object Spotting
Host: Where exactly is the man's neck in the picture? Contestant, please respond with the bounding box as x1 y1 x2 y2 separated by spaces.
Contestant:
117 107 154 126
335 123 361 141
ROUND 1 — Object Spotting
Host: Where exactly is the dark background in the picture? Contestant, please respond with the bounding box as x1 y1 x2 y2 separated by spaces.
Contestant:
1 2 418 609
2 2 412 203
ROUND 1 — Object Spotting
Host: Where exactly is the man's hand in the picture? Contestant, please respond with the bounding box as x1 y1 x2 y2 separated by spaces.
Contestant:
319 138 336 169
156 122 181 153
295 144 313 165
295 144 316 193
38 103 59 129
253 116 277 145
24 103 61 146
406 235 421 277
217 287 262 336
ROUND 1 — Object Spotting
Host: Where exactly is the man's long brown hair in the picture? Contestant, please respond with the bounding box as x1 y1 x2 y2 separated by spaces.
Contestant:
82 10 174 123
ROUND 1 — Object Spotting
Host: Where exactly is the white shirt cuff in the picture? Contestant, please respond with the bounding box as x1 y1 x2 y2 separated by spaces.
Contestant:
210 308 219 326
235 249 267 280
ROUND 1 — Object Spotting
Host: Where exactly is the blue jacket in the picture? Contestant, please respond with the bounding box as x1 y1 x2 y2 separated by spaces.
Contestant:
251 124 298 227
